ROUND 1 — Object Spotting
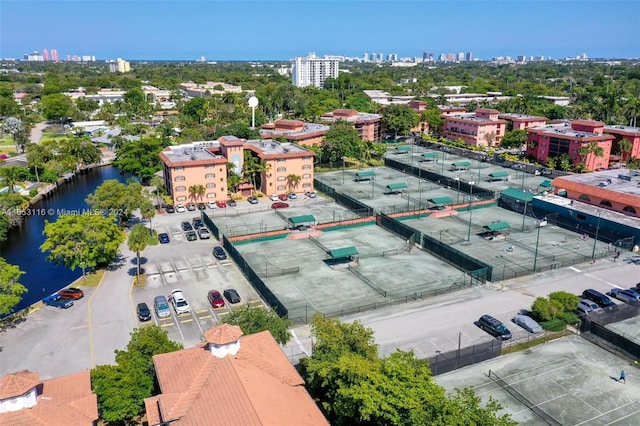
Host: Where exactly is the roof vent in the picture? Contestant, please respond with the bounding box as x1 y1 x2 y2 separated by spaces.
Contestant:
283 147 289 152
271 142 277 148
190 154 196 160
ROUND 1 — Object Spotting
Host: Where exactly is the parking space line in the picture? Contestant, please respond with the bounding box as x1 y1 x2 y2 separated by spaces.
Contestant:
196 309 209 314
87 269 108 369
198 314 212 320
180 318 194 323
160 322 174 327
190 311 205 336
173 314 185 340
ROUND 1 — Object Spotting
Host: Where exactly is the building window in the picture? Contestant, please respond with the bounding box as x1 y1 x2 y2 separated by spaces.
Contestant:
206 183 216 188
175 166 184 171
540 150 545 154
302 165 311 170
302 183 311 188
302 156 311 160
277 167 286 172
175 186 186 192
205 164 215 169
277 158 285 162
205 173 215 179
277 185 286 191
175 176 185 181
177 196 187 201
303 174 311 178
277 176 286 181
207 193 216 199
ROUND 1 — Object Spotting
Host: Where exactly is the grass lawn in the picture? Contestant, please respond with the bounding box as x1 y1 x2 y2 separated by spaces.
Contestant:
0 137 17 155
71 268 106 288
501 330 572 355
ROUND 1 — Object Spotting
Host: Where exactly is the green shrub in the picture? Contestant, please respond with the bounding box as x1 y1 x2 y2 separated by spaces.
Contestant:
560 311 579 325
549 291 580 313
540 319 567 332
531 297 562 321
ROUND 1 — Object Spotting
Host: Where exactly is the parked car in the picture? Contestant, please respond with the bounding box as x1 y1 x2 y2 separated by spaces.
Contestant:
228 199 237 207
181 221 193 231
197 203 207 211
271 202 289 209
137 302 152 321
278 194 288 201
58 287 84 300
164 205 175 213
170 289 191 314
198 228 210 239
577 299 602 315
269 194 280 201
511 314 542 333
216 200 227 208
158 232 170 244
608 288 640 303
185 230 198 241
154 295 171 318
247 196 258 204
207 290 225 308
223 289 241 304
477 315 512 340
192 217 204 229
582 289 617 309
213 246 227 260
186 203 197 211
43 294 74 309
626 287 640 299
288 193 297 200
305 191 317 198
207 201 217 209
176 204 186 213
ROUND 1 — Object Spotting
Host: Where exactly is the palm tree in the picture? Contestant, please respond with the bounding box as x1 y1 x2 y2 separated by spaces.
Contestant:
483 131 496 147
149 175 166 208
253 159 271 193
617 138 633 162
578 141 604 171
128 224 149 284
546 156 557 171
286 174 302 193
624 96 640 127
559 153 572 171
0 166 23 193
26 143 48 183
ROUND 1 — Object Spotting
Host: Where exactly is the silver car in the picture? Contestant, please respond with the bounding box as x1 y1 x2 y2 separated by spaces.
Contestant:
577 299 601 315
512 314 542 333
154 295 171 318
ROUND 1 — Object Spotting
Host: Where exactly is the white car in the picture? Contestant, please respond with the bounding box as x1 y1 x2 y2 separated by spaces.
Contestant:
170 289 191 314
207 201 217 209
176 203 186 213
305 191 317 198
269 194 280 201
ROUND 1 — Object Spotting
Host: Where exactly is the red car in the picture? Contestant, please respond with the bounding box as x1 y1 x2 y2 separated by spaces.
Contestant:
58 287 84 299
216 200 227 208
271 202 289 209
278 194 288 201
207 290 225 308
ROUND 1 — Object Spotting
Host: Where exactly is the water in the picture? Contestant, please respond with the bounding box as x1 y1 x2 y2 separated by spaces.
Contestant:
0 165 128 312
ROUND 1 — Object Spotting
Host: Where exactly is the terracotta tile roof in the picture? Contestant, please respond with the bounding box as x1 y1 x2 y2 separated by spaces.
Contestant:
204 323 243 344
0 370 98 426
146 327 328 426
0 370 39 399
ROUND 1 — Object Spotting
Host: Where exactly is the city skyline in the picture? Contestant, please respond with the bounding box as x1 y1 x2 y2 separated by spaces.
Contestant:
1 1 639 61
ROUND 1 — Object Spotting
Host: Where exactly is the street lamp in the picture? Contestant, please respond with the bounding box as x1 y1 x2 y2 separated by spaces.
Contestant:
342 156 346 184
591 209 602 259
467 183 475 242
519 199 528 232
441 151 446 174
533 221 542 272
406 181 411 211
521 169 526 190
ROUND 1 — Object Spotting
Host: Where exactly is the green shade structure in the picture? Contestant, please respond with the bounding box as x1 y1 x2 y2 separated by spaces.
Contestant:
328 246 359 259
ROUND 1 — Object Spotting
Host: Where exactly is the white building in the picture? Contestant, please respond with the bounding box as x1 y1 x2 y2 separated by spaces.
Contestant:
108 58 130 73
291 52 339 88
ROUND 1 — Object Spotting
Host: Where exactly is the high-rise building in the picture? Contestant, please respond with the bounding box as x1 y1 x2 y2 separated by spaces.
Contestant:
466 52 473 62
363 53 369 62
42 49 49 61
51 49 59 61
108 58 131 73
370 53 377 61
291 52 339 88
457 52 465 62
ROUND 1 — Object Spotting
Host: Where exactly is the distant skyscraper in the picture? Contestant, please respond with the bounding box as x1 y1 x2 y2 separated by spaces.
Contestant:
457 52 464 62
51 49 59 61
363 53 369 62
466 52 473 62
109 58 130 73
291 52 339 88
42 49 49 61
370 53 377 61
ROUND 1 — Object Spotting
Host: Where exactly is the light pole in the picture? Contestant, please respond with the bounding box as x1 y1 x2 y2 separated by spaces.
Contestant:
371 176 375 199
441 151 446 174
521 169 526 190
591 209 602 258
406 181 411 211
467 183 474 242
418 179 423 209
521 199 527 232
533 221 542 272
455 175 460 204
342 157 345 184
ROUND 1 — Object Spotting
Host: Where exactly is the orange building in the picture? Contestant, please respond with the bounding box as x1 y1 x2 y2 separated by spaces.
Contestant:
321 109 382 141
498 113 548 131
440 108 507 147
526 120 614 171
0 370 98 425
144 324 329 426
260 119 329 147
604 125 640 163
160 137 315 204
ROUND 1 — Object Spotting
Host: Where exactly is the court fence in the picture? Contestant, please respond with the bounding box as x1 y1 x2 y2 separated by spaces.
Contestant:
426 339 502 376
579 303 640 360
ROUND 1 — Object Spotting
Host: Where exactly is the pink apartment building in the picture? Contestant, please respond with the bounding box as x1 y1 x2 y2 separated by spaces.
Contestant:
498 113 548 131
260 120 329 147
525 120 614 171
160 137 315 204
440 108 507 147
321 109 382 141
603 125 640 162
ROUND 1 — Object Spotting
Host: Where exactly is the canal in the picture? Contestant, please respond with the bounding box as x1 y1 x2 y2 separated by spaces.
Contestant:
1 165 128 312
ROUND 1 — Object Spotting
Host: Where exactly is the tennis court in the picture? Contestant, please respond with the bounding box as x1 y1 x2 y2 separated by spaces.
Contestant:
436 335 640 425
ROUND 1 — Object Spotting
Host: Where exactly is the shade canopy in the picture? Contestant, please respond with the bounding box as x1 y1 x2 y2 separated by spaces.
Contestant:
489 171 510 178
355 170 376 178
328 246 359 259
429 196 453 205
422 152 439 159
395 145 411 152
484 222 511 231
500 187 533 202
386 182 408 190
289 215 315 225
452 161 471 167
539 179 552 188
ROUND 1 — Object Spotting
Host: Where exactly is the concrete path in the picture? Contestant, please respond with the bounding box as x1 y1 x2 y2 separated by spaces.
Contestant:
29 122 48 144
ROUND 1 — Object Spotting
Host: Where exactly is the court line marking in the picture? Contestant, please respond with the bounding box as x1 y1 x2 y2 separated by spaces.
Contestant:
574 401 637 426
604 407 640 425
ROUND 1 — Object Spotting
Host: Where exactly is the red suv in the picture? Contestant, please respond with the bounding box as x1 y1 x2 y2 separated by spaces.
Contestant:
278 194 288 201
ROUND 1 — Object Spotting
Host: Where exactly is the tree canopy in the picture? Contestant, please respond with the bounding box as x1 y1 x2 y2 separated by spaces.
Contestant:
321 120 362 163
112 137 164 183
223 306 292 345
382 104 419 138
0 258 27 316
86 179 153 224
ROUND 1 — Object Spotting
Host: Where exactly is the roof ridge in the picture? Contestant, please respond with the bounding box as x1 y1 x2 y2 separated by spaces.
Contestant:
66 394 99 421
164 355 219 420
236 349 301 386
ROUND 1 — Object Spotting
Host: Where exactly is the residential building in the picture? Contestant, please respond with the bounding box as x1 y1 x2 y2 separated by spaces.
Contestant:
0 370 98 425
440 108 507 147
428 92 512 106
526 120 614 171
291 52 339 88
604 125 640 162
321 109 383 141
466 52 473 62
438 105 467 116
179 81 244 97
363 90 415 105
540 96 571 106
160 137 315 202
260 120 329 146
551 169 640 217
108 58 130 73
144 324 329 426
498 113 548 131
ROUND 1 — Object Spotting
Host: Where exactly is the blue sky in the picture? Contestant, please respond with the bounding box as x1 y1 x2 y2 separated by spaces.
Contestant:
1 1 639 61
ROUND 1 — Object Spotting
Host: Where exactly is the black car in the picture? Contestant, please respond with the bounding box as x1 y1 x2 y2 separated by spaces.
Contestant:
192 218 204 229
185 230 198 241
137 302 152 321
197 203 207 211
223 289 241 304
213 246 227 260
181 221 193 231
477 315 512 340
186 203 197 211
165 205 175 213
228 200 237 207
